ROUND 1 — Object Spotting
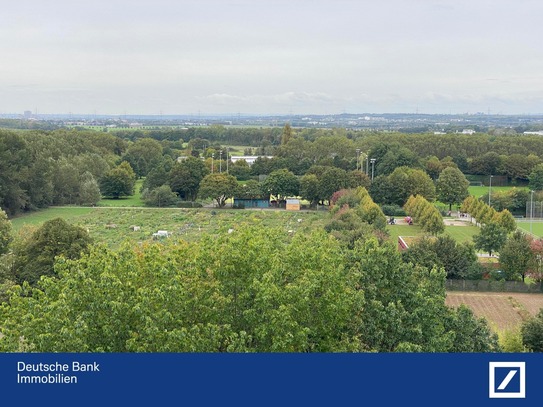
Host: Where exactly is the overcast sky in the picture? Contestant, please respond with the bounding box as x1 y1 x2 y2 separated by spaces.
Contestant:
1 0 542 115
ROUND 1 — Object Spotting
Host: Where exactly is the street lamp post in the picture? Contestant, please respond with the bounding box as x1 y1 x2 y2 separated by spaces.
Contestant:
531 190 535 234
226 148 229 173
211 153 214 173
356 149 361 171
366 154 369 175
370 158 376 181
488 175 494 206
219 150 223 173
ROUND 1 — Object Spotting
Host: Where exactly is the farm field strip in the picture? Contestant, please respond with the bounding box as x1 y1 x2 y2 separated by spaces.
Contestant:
445 292 543 331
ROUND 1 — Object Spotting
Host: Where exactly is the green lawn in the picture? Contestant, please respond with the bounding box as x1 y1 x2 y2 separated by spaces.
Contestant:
10 207 95 232
517 220 543 237
387 223 480 245
468 185 528 199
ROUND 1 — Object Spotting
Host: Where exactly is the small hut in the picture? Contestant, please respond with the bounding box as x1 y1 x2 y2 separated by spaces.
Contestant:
286 199 301 211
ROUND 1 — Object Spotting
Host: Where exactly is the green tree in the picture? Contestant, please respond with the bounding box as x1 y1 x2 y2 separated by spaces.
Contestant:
281 123 293 145
12 218 92 285
348 170 371 189
261 169 299 200
169 157 209 201
499 230 533 282
229 159 251 180
354 238 498 352
420 206 445 235
142 185 179 207
100 162 136 199
473 223 507 256
493 209 517 233
0 208 13 255
0 228 364 352
521 309 543 352
122 138 163 177
0 131 30 215
528 163 543 191
237 180 263 199
142 161 170 191
300 174 320 206
436 167 470 211
78 172 102 206
318 167 350 203
469 152 502 175
198 173 239 207
387 167 436 206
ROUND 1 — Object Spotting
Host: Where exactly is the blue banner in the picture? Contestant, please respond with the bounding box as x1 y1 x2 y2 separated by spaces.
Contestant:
0 353 541 406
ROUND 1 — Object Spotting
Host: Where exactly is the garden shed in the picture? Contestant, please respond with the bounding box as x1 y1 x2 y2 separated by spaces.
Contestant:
286 199 301 211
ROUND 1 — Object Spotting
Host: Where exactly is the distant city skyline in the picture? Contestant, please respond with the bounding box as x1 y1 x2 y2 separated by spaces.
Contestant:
1 0 543 115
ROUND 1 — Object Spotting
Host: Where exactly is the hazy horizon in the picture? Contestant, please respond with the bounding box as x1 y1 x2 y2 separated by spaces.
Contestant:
2 0 543 116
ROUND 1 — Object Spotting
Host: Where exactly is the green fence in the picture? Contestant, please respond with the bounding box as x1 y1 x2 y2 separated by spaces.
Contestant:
446 279 542 293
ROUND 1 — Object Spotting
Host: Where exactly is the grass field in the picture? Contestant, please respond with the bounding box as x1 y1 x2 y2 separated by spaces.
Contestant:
516 220 543 237
468 185 528 198
446 292 543 331
387 223 479 245
10 207 95 231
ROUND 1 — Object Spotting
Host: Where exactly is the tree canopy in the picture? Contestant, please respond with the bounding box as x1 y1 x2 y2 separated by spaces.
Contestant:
0 225 499 353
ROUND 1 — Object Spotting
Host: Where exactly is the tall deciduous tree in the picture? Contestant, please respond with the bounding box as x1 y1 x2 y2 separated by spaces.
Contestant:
78 172 101 206
318 167 350 203
100 162 136 199
198 173 239 207
473 223 507 256
169 157 209 201
0 208 12 255
122 138 163 177
436 167 470 211
300 174 320 206
499 230 533 282
261 169 299 200
12 218 92 285
528 163 543 191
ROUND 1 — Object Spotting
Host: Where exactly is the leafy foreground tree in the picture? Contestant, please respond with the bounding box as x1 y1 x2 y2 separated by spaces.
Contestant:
0 208 13 255
521 309 543 352
11 218 92 285
0 228 499 352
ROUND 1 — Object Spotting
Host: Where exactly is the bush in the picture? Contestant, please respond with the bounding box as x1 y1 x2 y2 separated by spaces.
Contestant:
177 201 203 208
381 204 406 217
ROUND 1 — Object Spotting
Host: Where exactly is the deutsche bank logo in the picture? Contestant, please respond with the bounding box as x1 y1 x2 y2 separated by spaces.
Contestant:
489 362 526 398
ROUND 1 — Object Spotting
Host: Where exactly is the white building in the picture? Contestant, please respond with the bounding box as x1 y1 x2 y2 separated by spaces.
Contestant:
229 156 273 165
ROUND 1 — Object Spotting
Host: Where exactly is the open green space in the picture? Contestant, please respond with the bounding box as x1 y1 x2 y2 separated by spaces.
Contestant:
10 207 95 231
387 223 480 245
9 207 329 247
517 220 543 238
468 185 528 198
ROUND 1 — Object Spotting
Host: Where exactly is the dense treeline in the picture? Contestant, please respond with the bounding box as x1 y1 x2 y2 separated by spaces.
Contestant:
4 126 543 216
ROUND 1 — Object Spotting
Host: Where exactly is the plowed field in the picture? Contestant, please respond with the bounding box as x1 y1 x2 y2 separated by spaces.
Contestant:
445 292 543 331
